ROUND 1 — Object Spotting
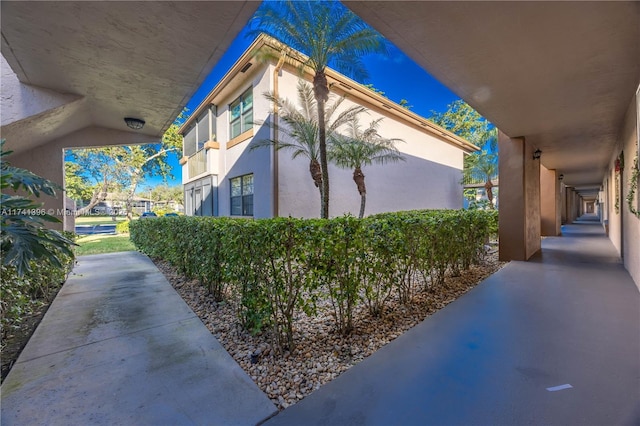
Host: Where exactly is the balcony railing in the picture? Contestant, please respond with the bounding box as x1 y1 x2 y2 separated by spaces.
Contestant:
188 149 206 179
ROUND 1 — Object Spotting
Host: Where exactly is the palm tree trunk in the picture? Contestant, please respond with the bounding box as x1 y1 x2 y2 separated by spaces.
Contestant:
353 167 366 218
309 159 323 188
314 71 330 219
485 180 494 209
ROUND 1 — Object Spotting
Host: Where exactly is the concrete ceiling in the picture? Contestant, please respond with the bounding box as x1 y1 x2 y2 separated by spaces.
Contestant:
1 1 259 155
347 1 640 193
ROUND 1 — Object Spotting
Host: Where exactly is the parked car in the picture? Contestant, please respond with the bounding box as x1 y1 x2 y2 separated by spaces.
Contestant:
140 211 158 218
164 213 179 217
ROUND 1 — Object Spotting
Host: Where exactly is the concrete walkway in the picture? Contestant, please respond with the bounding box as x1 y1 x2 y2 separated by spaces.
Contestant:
2 217 639 425
266 216 640 425
0 251 277 425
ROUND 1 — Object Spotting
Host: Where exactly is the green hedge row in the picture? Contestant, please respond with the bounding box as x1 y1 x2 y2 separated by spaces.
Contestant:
130 210 497 351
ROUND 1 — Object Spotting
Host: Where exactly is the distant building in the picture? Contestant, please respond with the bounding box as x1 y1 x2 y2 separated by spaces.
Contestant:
179 35 478 218
78 192 183 215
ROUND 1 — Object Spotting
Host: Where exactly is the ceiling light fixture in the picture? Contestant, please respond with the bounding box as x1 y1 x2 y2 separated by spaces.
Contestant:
533 149 542 160
124 117 145 130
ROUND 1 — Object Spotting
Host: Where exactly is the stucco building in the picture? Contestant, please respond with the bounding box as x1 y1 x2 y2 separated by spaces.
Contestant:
179 35 478 218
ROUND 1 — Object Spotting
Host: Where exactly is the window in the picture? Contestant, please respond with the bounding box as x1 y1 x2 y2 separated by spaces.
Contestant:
197 108 214 151
183 124 197 157
230 174 253 216
229 88 253 139
183 106 215 157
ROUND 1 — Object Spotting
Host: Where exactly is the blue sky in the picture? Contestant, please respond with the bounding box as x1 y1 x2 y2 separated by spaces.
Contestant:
144 4 461 190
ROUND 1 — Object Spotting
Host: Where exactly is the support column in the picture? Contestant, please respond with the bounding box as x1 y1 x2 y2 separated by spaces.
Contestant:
540 165 561 236
569 189 579 222
498 130 541 261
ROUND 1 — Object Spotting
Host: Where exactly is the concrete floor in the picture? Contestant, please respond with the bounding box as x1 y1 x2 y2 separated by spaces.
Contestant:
0 251 277 426
2 217 638 425
266 216 640 426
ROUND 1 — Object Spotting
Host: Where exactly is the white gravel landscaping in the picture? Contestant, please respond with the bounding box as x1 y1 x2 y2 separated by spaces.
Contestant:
155 246 505 410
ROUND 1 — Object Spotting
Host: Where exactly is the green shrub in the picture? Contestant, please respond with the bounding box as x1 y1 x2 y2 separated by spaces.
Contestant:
129 209 496 351
1 252 74 339
115 220 130 234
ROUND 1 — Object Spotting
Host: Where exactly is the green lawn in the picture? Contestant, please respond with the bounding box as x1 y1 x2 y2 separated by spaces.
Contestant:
75 216 130 226
75 234 136 256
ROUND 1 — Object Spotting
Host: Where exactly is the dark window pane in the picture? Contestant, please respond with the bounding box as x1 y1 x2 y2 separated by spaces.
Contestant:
243 195 253 216
197 112 210 144
231 197 242 216
184 126 197 157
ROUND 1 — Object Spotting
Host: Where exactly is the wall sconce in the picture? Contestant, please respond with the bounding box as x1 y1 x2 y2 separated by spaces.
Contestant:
124 117 145 130
559 174 564 181
533 149 542 160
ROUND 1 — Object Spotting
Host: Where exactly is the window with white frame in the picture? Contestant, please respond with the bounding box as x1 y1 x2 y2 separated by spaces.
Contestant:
229 88 253 139
230 174 253 216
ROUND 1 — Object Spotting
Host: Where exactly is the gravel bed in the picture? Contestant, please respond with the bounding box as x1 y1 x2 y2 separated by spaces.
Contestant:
155 248 505 410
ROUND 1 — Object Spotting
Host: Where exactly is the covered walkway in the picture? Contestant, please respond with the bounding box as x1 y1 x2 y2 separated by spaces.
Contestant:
267 216 640 425
1 218 638 425
0 252 277 425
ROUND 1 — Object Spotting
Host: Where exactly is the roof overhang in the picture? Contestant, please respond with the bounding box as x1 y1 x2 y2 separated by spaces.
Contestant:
346 1 640 188
182 34 479 153
1 1 259 155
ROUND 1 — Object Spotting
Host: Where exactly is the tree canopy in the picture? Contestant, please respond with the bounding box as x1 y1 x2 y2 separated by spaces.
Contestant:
65 114 183 217
429 99 496 151
430 100 498 209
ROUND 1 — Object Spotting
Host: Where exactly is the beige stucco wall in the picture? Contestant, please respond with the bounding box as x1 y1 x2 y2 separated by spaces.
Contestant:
1 56 84 132
540 165 560 236
217 65 273 218
275 69 464 218
498 132 542 261
616 95 639 291
181 61 468 219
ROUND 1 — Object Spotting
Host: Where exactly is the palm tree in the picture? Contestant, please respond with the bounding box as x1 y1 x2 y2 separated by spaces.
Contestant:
250 1 386 218
252 80 365 209
330 117 405 218
464 151 498 209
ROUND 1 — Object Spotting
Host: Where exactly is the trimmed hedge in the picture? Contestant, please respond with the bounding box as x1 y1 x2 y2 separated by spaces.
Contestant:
130 210 497 351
